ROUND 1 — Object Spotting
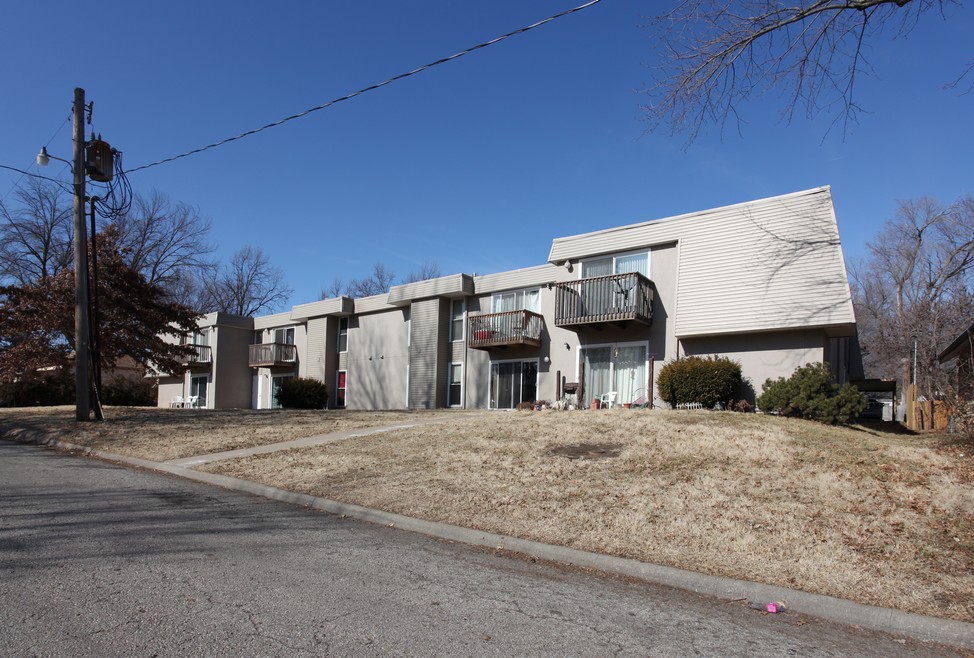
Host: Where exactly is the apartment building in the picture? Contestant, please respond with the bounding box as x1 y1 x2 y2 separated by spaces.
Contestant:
155 187 861 410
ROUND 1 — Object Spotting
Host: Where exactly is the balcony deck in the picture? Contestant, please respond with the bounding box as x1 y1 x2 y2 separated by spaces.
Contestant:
179 344 212 368
554 272 653 328
249 342 297 368
468 310 543 350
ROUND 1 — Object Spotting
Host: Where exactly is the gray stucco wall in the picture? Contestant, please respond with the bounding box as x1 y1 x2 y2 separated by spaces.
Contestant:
680 329 827 403
212 325 254 409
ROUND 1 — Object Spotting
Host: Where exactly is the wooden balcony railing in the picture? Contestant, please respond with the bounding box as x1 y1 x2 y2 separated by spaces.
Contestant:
180 343 212 367
554 272 653 328
468 310 543 349
249 342 297 367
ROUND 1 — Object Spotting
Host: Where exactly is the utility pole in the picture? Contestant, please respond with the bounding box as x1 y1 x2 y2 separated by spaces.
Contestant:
73 87 91 421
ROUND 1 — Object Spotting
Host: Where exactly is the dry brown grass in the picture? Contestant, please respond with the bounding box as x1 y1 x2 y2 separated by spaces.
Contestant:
0 406 467 462
2 406 971 622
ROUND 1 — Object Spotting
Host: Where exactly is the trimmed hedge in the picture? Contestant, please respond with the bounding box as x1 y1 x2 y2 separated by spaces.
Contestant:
275 377 328 409
656 355 742 409
756 362 867 425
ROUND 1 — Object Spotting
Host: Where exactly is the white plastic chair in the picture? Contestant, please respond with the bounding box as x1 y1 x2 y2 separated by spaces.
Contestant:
599 391 617 409
170 396 185 408
186 395 199 408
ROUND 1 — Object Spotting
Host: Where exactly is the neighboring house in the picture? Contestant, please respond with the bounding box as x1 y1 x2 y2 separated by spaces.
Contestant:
939 322 974 401
154 187 862 410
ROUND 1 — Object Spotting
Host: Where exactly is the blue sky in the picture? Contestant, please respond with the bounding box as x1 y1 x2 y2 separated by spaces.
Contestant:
2 1 971 308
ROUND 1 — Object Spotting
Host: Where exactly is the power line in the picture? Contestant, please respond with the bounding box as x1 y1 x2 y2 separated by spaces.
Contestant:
126 0 601 175
0 164 73 194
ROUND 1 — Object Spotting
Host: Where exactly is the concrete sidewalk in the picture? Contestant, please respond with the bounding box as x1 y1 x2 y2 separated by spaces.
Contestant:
16 428 974 652
164 420 436 467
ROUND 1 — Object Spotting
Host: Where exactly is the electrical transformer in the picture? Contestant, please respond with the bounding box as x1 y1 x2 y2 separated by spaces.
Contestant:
86 137 114 182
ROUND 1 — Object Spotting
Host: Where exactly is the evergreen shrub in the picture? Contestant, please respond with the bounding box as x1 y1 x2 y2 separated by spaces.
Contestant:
756 362 867 424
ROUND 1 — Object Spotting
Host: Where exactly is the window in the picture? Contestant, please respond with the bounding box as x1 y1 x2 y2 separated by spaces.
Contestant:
337 317 348 353
188 328 209 346
253 330 262 344
491 289 540 313
191 375 209 408
271 374 293 409
274 327 295 344
450 299 465 342
448 363 462 407
336 370 347 408
581 251 648 278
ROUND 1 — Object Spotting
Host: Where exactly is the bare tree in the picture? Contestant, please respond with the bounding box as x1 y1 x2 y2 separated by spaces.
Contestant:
851 194 974 404
347 263 397 298
0 178 73 285
320 277 348 300
201 246 293 317
645 0 962 142
402 261 442 284
110 190 217 294
322 262 441 300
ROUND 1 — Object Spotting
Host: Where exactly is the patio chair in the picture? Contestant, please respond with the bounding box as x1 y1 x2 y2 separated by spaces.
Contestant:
629 388 649 408
599 391 617 409
185 395 199 408
170 396 185 408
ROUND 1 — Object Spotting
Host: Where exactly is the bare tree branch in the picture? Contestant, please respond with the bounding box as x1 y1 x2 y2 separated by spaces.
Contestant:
644 0 957 142
851 193 974 406
0 178 73 285
201 246 293 317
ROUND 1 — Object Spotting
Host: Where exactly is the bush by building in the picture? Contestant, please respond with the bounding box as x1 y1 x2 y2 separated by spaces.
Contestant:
101 377 157 406
656 355 742 409
756 362 867 424
275 377 328 409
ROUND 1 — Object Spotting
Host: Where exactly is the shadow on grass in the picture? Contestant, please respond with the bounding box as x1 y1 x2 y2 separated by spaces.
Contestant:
853 419 919 436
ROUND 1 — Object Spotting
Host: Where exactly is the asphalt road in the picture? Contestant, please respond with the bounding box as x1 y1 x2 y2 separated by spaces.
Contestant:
0 440 959 657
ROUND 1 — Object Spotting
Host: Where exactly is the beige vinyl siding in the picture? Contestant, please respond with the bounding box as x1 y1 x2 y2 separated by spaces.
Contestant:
347 309 409 409
388 274 474 306
473 264 562 294
353 295 399 315
408 298 447 409
253 311 293 331
548 187 856 338
289 296 354 322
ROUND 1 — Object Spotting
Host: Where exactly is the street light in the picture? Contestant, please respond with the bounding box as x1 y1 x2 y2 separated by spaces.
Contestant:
35 88 92 421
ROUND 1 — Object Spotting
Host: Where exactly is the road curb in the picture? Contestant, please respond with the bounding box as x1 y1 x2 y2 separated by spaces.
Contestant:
22 435 974 651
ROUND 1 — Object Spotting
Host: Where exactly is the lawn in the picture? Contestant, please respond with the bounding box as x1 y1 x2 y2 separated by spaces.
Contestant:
2 406 971 623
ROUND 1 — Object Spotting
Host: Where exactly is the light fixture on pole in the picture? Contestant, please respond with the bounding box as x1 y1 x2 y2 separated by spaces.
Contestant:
35 88 92 421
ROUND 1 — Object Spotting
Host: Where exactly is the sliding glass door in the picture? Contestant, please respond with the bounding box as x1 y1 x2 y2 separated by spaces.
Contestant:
489 360 538 409
582 343 647 405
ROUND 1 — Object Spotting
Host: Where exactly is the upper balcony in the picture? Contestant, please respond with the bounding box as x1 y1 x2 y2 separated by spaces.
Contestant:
554 272 653 329
249 342 298 368
468 310 543 350
180 343 212 368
